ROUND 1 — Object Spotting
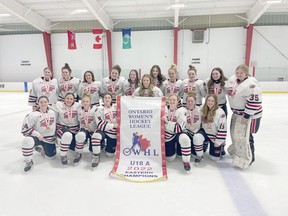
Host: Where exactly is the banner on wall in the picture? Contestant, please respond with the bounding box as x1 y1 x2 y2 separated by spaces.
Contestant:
67 30 77 50
110 96 167 182
92 28 103 49
122 28 132 49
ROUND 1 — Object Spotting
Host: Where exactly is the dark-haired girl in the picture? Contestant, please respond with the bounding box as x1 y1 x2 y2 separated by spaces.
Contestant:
58 63 80 102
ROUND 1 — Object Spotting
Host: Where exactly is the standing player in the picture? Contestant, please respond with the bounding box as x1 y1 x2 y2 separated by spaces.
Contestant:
91 93 118 166
51 93 80 166
227 64 262 167
204 67 228 115
21 96 57 172
78 71 102 106
162 94 191 172
28 67 58 109
149 65 166 93
58 63 80 102
163 64 184 99
123 69 140 96
133 74 163 97
101 65 125 103
193 94 227 163
182 65 205 107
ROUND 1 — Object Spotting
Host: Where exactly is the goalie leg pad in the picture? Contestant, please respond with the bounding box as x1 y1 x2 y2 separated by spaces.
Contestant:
230 114 253 169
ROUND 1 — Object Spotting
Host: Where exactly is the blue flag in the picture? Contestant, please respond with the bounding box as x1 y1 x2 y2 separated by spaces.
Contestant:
122 28 131 49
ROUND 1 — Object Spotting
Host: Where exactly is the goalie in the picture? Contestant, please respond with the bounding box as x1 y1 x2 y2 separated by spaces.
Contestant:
227 64 262 169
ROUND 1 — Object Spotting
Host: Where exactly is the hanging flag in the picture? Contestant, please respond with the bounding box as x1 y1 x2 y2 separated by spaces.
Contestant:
122 28 131 49
67 30 77 50
92 28 103 49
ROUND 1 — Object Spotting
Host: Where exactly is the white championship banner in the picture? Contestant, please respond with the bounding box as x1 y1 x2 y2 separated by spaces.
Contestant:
110 96 167 182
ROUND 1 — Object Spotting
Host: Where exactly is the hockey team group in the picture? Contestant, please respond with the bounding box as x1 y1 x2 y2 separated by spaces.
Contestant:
21 63 262 173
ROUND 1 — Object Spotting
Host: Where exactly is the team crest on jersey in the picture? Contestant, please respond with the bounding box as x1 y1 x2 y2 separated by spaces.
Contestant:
167 86 179 93
167 115 177 122
184 86 196 93
41 85 55 93
107 85 120 92
60 83 73 92
40 117 55 127
64 111 77 118
80 116 94 125
187 115 200 124
104 111 116 121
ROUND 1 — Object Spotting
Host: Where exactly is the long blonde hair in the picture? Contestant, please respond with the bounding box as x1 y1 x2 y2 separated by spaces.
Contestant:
201 94 218 123
138 74 154 97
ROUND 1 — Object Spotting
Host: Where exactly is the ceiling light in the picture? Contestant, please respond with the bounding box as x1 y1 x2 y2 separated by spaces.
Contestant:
265 0 283 4
171 4 185 9
71 9 88 15
0 13 11 17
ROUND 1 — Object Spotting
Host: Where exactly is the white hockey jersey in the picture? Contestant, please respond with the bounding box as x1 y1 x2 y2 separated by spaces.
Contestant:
164 107 187 142
95 105 117 139
184 106 202 135
77 106 97 133
58 77 80 101
123 80 138 96
151 78 165 94
101 77 125 101
163 79 184 98
201 108 227 146
182 79 205 105
21 109 57 144
50 101 81 134
78 81 102 106
28 77 59 106
227 75 262 119
132 86 163 97
203 78 227 106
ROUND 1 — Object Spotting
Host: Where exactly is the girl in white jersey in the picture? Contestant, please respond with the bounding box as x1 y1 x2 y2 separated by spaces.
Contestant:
133 74 163 97
193 94 227 163
78 71 102 106
101 64 125 103
149 65 166 94
21 96 57 172
51 93 81 166
28 67 58 109
163 64 183 100
74 93 98 167
182 65 205 106
204 67 228 115
204 67 228 155
92 93 118 160
162 94 191 172
58 63 80 102
227 64 262 165
182 92 202 163
123 69 140 96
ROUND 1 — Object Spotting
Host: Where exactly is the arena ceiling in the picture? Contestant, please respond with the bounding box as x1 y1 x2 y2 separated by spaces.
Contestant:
0 0 287 34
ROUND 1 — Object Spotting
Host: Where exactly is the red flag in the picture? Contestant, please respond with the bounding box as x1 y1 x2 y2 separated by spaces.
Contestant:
67 30 77 50
92 28 103 49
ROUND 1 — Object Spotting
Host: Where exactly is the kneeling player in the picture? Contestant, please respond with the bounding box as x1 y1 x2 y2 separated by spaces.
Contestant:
91 93 118 168
21 96 57 172
163 94 191 172
193 94 227 163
